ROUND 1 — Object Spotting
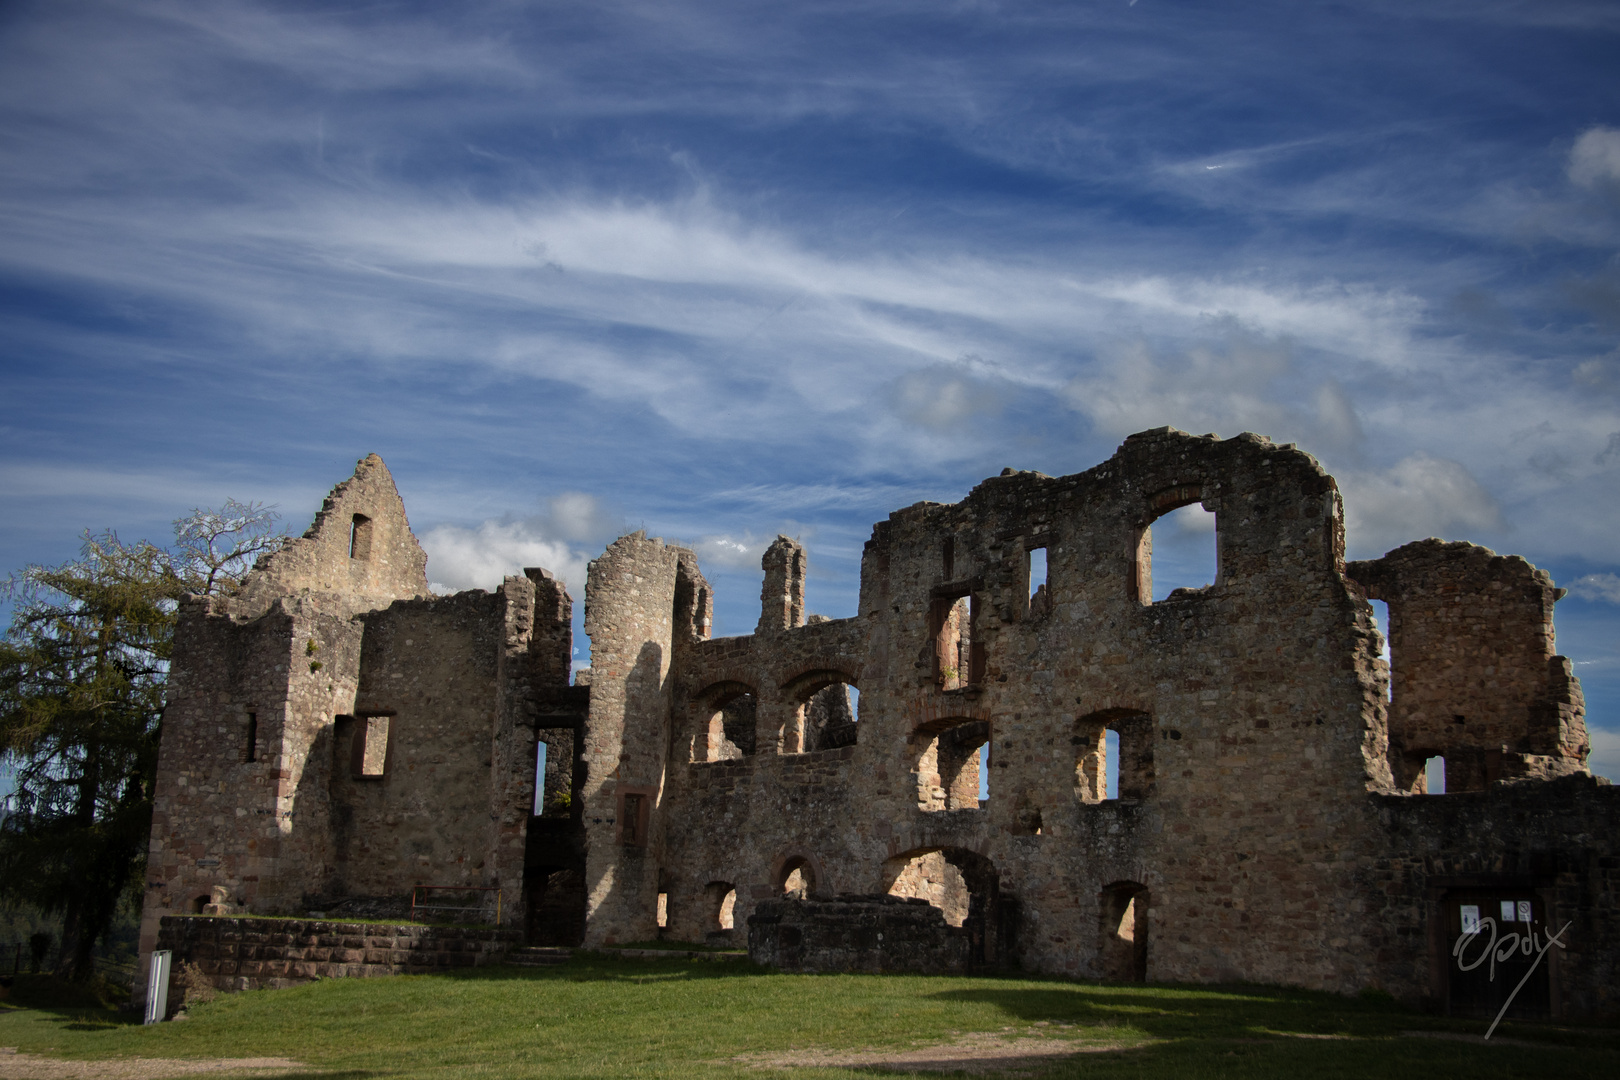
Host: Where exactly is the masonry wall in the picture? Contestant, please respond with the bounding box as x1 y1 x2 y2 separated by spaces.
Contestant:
645 430 1399 989
140 433 1616 1016
1361 775 1620 1019
157 916 518 998
1348 540 1589 792
577 533 685 945
327 588 505 899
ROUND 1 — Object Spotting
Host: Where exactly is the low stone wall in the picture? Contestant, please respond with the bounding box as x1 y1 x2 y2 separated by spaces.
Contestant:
156 916 521 994
748 895 972 974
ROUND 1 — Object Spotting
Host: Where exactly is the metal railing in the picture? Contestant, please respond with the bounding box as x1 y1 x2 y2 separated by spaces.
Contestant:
408 885 502 925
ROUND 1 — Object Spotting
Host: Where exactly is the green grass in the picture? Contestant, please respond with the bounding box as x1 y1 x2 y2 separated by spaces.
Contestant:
1 955 1616 1078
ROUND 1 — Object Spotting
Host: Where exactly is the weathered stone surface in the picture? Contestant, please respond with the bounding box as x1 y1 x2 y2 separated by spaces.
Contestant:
156 916 518 998
137 430 1618 1021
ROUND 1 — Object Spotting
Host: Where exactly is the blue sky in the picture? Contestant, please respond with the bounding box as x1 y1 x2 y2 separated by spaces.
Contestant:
1 0 1618 783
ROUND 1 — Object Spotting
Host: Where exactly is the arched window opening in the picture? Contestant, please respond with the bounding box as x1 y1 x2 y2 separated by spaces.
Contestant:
887 850 971 926
705 881 737 932
349 514 373 561
1425 755 1446 794
783 671 860 753
883 847 1011 966
1099 881 1149 981
914 719 990 812
1076 710 1153 803
1133 495 1217 604
929 591 983 691
1027 545 1051 618
691 683 757 761
780 857 816 899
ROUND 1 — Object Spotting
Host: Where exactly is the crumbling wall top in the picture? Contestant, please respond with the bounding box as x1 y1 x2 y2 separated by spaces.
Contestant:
232 454 430 619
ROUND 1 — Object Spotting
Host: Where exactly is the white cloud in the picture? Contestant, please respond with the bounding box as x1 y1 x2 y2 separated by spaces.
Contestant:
1063 322 1301 440
1569 126 1620 190
692 533 771 571
891 361 1001 432
1588 726 1620 783
1340 454 1504 558
1568 573 1620 605
418 491 620 594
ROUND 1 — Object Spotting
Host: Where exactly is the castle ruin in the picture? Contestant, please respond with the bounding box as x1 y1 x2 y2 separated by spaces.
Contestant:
137 428 1618 1020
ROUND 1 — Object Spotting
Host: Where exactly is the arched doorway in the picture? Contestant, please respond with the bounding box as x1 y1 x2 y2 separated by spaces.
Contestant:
883 847 1017 968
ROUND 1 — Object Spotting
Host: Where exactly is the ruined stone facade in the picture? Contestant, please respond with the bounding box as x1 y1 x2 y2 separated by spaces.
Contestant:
137 431 1618 1020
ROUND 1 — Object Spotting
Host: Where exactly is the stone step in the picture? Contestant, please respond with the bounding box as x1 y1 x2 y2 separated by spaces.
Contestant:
606 948 748 961
505 947 573 966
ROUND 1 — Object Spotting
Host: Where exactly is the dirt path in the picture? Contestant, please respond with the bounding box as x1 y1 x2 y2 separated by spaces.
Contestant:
0 1049 308 1079
735 1030 1138 1074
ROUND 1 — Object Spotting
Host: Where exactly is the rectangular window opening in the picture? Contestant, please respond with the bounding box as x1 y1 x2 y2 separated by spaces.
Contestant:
931 592 984 691
1104 729 1120 800
620 792 646 846
1139 503 1217 603
656 891 669 929
532 740 548 816
351 715 390 778
349 514 373 561
1425 755 1446 794
1028 546 1050 617
244 711 258 763
1369 598 1392 703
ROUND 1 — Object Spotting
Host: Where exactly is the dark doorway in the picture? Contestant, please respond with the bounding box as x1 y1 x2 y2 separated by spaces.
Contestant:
1444 890 1552 1020
1099 881 1148 981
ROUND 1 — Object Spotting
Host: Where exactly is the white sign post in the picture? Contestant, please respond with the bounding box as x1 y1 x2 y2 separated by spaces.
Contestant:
143 950 171 1025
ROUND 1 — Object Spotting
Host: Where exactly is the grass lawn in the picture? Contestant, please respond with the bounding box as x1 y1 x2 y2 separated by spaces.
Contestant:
1 954 1616 1078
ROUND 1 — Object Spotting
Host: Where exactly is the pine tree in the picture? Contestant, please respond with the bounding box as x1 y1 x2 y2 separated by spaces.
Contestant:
0 503 285 980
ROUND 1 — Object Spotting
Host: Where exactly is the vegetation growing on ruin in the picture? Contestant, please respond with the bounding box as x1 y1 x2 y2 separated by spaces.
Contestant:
1 957 1615 1079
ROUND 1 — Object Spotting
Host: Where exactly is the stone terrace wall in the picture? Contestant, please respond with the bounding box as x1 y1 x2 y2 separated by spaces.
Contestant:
157 916 520 996
748 896 972 974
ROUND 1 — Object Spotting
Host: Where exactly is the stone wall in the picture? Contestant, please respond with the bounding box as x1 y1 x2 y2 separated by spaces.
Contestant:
139 431 1616 1018
577 533 686 945
1348 540 1588 792
1361 774 1620 1019
156 916 519 997
747 896 972 974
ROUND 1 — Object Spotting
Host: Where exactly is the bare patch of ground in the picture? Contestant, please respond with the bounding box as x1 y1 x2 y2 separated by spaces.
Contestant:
733 1029 1142 1074
0 1048 308 1079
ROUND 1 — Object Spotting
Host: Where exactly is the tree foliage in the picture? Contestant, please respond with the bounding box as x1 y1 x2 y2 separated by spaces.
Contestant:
0 504 287 980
